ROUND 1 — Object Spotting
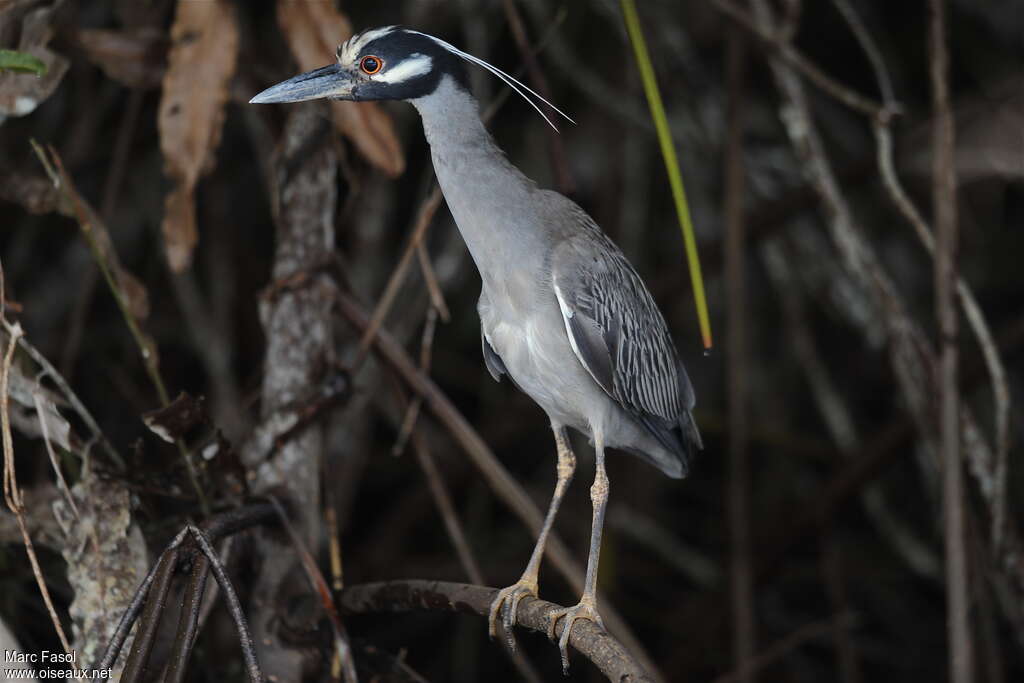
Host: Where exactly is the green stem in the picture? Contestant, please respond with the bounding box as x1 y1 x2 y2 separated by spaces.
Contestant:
620 0 713 350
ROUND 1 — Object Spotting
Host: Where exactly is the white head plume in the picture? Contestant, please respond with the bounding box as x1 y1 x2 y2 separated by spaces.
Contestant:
407 30 575 132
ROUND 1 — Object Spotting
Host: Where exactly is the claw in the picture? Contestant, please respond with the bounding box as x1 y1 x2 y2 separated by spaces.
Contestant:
488 579 539 651
547 599 604 674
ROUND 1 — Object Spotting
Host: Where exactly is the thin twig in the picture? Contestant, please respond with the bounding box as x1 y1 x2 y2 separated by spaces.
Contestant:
1 319 72 654
326 495 345 592
410 430 484 585
187 525 264 683
98 504 279 672
335 290 664 681
34 145 168 404
502 0 575 194
392 306 439 457
32 391 79 520
711 612 857 683
710 0 888 120
415 241 450 322
830 0 895 104
351 188 444 371
2 319 121 468
60 89 145 380
384 380 543 682
339 580 654 682
164 550 210 683
31 142 207 512
267 497 357 683
859 6 1010 554
930 1 972 680
97 526 189 670
121 545 180 683
723 30 755 683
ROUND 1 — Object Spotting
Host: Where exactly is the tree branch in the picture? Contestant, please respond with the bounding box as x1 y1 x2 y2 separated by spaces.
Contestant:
334 289 663 680
930 1 972 680
339 580 653 682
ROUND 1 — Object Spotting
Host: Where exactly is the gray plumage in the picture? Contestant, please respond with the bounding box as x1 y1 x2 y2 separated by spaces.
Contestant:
250 26 702 670
416 77 700 478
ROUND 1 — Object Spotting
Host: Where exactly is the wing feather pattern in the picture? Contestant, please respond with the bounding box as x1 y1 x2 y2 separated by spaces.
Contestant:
551 206 701 466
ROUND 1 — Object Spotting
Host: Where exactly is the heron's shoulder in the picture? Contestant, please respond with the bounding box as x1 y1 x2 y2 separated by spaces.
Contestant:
533 190 606 237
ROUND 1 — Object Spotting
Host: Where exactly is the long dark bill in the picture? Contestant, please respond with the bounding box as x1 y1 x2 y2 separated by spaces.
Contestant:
249 64 353 104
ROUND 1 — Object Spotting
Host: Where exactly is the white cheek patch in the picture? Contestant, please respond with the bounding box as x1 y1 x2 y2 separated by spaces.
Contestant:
377 54 433 84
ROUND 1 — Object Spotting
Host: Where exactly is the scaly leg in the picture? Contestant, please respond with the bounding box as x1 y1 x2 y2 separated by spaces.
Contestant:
489 424 576 649
548 427 608 673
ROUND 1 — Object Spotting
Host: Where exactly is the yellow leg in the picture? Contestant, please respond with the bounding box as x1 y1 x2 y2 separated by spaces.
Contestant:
548 428 608 673
488 425 576 650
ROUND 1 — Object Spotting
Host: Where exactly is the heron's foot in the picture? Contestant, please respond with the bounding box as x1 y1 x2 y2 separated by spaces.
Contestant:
488 578 539 650
547 596 604 674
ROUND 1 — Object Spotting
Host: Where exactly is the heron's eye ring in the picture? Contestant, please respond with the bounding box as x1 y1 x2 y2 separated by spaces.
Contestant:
360 55 383 75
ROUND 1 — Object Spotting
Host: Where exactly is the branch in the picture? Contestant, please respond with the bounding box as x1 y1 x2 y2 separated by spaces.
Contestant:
31 142 206 512
855 0 1011 554
709 0 889 120
722 30 756 682
97 502 278 674
930 0 973 680
242 101 341 682
339 580 654 682
1 320 71 653
711 612 857 683
334 290 663 680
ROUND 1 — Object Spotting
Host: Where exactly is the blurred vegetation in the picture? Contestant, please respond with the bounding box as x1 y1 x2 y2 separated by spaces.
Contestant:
0 0 1022 681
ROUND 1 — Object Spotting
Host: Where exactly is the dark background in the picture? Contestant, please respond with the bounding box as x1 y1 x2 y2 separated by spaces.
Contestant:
1 0 1022 681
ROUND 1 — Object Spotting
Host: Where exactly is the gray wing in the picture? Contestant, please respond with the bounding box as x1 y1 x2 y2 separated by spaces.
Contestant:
551 226 700 457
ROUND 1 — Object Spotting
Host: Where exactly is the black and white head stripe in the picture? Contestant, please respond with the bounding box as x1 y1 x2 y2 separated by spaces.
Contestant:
405 29 574 131
336 26 574 131
375 53 434 84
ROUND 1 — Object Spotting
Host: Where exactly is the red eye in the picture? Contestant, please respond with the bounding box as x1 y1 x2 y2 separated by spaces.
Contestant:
360 55 383 74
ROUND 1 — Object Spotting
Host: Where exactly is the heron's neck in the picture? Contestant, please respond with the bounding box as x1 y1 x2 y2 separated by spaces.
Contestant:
411 77 547 289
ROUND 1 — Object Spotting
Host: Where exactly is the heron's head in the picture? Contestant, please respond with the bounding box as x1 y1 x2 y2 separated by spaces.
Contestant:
250 26 572 130
250 27 468 104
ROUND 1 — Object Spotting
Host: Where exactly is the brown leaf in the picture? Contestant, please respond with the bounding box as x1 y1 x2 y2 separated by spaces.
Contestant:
162 183 196 276
142 391 207 443
7 359 71 451
0 0 69 118
158 0 239 272
276 0 405 177
75 27 166 89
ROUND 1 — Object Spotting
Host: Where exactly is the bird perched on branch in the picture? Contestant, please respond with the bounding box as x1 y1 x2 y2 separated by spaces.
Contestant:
252 25 702 672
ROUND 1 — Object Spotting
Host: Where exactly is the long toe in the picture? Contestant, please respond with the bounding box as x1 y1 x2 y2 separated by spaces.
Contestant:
547 600 605 674
488 580 539 649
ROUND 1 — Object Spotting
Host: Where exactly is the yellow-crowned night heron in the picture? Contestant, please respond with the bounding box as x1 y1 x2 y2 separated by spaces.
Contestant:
251 26 702 671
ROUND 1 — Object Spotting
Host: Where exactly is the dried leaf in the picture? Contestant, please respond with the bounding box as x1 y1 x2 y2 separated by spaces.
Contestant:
158 0 239 272
75 27 166 89
142 391 206 443
0 0 69 118
276 0 405 177
6 359 70 451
